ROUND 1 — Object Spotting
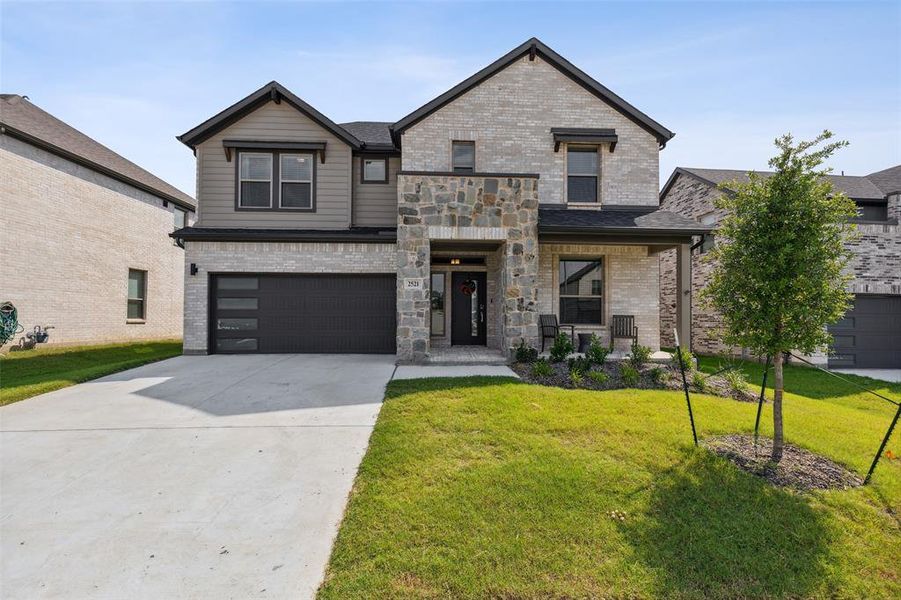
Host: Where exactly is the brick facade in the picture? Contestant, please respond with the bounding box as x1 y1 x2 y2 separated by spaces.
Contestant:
659 171 901 355
539 243 660 352
182 240 396 353
399 55 659 206
1 134 190 348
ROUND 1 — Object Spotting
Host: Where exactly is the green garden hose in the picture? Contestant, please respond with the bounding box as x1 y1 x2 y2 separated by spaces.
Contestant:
0 302 23 345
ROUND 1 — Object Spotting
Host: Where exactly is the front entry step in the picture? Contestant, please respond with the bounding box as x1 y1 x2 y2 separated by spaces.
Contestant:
424 345 508 366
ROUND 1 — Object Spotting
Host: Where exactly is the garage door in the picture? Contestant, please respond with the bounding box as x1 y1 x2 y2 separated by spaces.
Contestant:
211 274 396 354
828 295 901 368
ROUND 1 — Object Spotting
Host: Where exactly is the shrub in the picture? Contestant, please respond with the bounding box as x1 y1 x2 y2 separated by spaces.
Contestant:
724 369 750 394
692 370 710 393
587 370 609 385
620 363 640 387
531 358 553 378
549 333 574 363
514 339 538 363
672 349 695 372
569 369 584 386
585 334 609 366
567 356 592 376
649 366 669 385
629 342 652 368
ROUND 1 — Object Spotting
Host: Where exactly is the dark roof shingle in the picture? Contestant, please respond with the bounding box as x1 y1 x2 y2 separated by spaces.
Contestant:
538 205 711 235
1 94 194 208
339 121 395 148
673 167 887 200
865 165 901 195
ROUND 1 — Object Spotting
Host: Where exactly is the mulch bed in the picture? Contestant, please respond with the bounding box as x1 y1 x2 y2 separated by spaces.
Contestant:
704 434 863 491
511 360 758 402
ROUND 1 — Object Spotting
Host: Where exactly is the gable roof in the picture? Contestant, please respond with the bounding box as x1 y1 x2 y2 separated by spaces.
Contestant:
177 81 361 149
865 165 901 196
1 94 195 210
391 37 674 147
660 166 890 201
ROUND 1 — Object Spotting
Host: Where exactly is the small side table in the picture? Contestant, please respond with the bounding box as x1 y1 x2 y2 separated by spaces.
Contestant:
578 333 592 353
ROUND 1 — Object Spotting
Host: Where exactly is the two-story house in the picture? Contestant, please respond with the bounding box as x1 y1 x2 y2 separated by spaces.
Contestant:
1 94 195 349
173 38 708 362
659 166 901 369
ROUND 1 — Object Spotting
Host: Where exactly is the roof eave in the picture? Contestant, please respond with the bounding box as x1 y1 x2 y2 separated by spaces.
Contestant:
3 122 196 211
177 82 361 150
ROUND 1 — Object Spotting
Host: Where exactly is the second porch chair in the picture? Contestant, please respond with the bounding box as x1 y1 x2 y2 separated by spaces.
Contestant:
609 315 638 351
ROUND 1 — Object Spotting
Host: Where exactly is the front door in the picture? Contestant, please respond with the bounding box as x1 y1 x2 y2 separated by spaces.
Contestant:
451 272 487 345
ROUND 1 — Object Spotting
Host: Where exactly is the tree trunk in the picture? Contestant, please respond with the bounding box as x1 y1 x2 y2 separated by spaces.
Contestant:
772 351 784 463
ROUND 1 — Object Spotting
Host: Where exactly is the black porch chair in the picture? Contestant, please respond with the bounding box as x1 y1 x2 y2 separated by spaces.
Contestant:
539 314 574 352
609 315 638 351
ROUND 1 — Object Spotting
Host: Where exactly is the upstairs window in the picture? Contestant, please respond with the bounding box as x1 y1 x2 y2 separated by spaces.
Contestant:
567 146 599 203
238 153 273 208
237 151 315 211
362 157 388 183
173 207 186 231
559 259 604 325
279 154 313 210
452 141 475 173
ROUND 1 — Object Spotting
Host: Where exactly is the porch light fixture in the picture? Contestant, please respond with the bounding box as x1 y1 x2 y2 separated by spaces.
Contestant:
450 258 461 265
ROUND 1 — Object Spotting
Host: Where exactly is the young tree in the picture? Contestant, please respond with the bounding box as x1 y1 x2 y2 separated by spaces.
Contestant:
702 131 857 462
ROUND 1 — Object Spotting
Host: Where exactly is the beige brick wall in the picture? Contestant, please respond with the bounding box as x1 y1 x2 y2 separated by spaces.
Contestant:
183 241 396 353
0 135 190 349
400 55 660 206
538 243 660 351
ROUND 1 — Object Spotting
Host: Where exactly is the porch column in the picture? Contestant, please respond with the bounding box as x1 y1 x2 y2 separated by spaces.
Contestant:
675 243 692 350
396 226 430 363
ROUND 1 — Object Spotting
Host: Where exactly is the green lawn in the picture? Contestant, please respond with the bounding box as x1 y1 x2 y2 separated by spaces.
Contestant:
320 365 901 598
0 340 182 406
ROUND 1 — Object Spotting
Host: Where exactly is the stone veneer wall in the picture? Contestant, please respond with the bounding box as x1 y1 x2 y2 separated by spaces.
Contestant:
183 241 396 353
399 55 659 206
539 243 661 352
659 172 901 354
396 174 539 362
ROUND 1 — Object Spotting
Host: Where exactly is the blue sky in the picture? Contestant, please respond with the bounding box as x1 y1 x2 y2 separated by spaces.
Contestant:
2 1 899 197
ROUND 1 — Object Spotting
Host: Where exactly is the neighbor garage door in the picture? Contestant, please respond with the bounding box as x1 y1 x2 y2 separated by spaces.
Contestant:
211 274 396 354
828 294 901 368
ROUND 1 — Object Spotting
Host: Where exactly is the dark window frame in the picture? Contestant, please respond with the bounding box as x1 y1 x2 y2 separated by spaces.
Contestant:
558 258 604 326
566 145 600 203
127 268 147 322
234 149 317 213
852 200 889 223
451 140 475 173
360 155 389 184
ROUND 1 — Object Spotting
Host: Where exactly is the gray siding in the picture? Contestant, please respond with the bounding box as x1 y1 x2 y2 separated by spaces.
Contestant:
352 155 399 227
195 101 352 229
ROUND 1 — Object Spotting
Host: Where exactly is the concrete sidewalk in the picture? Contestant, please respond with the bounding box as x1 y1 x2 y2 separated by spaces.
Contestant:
1 354 396 600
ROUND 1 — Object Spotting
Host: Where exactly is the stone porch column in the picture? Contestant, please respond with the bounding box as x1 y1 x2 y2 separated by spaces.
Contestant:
396 225 430 363
501 223 540 356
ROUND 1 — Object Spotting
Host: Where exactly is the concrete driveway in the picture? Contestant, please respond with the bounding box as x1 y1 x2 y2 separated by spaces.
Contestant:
1 354 396 600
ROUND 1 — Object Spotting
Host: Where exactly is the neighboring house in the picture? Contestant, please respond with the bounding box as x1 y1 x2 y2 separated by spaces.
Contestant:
173 38 708 362
659 166 901 368
0 94 195 348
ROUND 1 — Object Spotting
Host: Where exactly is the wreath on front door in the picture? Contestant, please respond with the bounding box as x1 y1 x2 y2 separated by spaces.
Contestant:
458 279 477 296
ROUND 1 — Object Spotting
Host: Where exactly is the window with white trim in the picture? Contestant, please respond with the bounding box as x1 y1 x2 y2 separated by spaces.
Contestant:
127 269 147 321
362 157 388 183
238 153 272 208
279 153 313 209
